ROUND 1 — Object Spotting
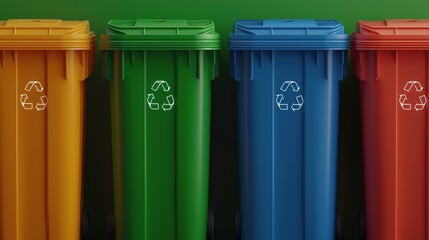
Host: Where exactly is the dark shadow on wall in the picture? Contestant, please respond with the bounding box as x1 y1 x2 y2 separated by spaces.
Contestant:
83 59 115 240
336 73 365 240
209 48 240 240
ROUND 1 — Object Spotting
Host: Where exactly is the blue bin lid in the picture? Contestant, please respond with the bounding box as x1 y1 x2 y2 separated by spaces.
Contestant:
229 19 349 50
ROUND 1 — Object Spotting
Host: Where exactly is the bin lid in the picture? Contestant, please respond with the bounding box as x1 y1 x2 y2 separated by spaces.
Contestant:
0 19 95 50
352 19 429 50
99 19 220 50
229 19 349 50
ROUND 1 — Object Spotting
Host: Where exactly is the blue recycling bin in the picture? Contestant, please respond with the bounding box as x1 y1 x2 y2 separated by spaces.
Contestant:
230 20 348 240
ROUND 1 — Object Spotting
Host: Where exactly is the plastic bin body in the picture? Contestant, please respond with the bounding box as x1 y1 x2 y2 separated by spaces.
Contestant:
101 19 219 240
352 19 429 240
230 20 348 240
0 19 94 240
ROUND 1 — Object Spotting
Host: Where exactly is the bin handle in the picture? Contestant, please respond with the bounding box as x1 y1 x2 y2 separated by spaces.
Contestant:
5 19 62 27
262 20 318 27
134 19 188 27
385 19 429 27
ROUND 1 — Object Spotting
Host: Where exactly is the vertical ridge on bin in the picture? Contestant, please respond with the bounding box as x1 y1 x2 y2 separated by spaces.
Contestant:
328 50 334 239
394 49 398 240
175 51 178 240
271 49 275 240
425 50 429 239
15 50 19 240
302 50 307 240
143 49 148 240
44 50 50 240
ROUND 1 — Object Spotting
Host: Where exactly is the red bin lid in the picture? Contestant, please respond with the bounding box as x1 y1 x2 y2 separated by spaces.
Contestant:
352 19 429 50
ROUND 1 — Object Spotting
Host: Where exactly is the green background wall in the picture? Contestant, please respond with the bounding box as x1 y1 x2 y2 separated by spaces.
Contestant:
1 0 427 239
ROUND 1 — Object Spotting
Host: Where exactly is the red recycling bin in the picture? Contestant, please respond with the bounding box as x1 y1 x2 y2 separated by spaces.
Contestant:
352 19 429 240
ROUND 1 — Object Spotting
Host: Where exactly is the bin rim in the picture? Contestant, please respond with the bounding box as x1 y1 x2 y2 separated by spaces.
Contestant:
352 19 429 50
229 34 349 50
99 34 220 50
0 19 95 50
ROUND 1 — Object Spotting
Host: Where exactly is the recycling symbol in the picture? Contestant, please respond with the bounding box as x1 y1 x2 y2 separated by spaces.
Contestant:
147 80 175 111
399 80 427 111
276 81 304 111
20 81 48 111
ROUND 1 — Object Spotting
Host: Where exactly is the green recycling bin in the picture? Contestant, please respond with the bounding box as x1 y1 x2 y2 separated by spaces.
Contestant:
100 19 220 240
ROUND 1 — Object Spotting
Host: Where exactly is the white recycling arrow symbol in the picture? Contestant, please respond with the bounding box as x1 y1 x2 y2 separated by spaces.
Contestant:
147 80 175 111
399 80 427 111
276 81 304 111
20 80 48 111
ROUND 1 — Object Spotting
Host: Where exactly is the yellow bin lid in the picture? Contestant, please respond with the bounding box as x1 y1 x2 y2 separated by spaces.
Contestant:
0 19 95 50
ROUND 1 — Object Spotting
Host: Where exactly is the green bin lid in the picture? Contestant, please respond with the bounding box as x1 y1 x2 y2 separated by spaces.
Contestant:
99 19 220 50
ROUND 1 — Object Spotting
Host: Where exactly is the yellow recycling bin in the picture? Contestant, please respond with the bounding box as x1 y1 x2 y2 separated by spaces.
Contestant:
0 19 94 240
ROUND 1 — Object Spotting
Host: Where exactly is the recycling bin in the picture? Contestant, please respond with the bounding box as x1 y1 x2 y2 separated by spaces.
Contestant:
100 19 220 240
0 19 95 240
230 19 348 240
352 19 429 240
